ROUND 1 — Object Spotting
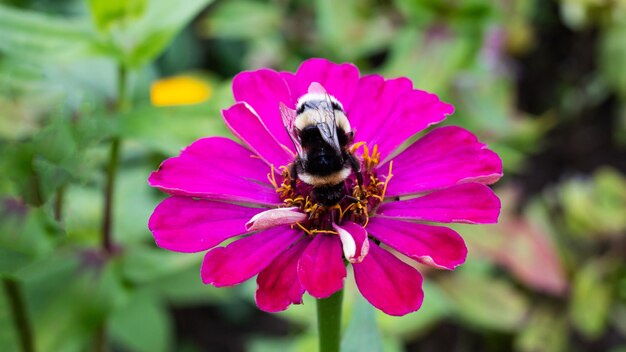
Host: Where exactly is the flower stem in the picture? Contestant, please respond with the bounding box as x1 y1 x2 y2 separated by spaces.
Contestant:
3 278 34 352
101 65 128 254
101 136 119 254
93 322 106 352
53 185 65 222
316 289 343 352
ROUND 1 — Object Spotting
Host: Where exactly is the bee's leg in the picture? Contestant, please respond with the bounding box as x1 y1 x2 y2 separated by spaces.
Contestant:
347 153 363 186
289 162 298 190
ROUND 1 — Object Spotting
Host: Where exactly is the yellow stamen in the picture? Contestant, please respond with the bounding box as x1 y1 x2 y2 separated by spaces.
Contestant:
310 229 339 235
275 142 390 234
293 221 312 235
267 164 278 188
362 212 370 228
372 145 379 162
381 161 394 199
332 204 345 223
350 141 365 154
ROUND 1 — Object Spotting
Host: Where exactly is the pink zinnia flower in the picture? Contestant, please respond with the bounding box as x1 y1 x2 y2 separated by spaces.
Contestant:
148 59 502 316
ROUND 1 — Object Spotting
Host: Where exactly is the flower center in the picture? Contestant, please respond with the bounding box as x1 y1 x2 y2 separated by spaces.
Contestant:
267 144 393 235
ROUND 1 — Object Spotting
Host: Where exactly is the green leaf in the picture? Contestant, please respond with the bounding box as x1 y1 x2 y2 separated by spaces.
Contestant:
63 184 102 246
88 0 147 31
21 256 125 352
600 19 626 98
113 166 161 244
438 270 528 331
0 205 61 275
120 101 231 155
315 0 395 60
121 245 202 284
515 307 568 352
341 294 383 352
109 292 172 352
377 280 451 338
382 28 478 93
122 0 214 67
203 0 280 40
0 248 32 275
559 168 626 239
140 264 232 305
0 4 96 61
569 260 614 340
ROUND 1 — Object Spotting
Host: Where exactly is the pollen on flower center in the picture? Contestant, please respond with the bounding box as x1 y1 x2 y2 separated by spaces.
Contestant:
266 143 393 235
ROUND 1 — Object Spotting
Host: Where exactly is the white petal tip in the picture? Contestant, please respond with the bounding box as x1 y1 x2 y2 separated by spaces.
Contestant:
246 207 305 232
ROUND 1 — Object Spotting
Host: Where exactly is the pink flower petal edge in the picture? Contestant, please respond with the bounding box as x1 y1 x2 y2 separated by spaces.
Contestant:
149 197 261 253
290 58 360 112
148 137 280 205
367 217 467 270
347 75 413 145
381 126 503 197
222 102 293 167
367 89 454 162
232 69 294 150
353 243 424 316
201 226 301 287
376 183 501 224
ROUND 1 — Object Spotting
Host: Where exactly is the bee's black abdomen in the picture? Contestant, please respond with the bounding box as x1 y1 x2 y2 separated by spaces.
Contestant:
312 182 345 206
300 126 344 176
307 153 344 176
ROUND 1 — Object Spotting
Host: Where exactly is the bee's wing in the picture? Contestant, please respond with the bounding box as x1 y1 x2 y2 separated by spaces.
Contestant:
279 102 305 161
316 93 342 155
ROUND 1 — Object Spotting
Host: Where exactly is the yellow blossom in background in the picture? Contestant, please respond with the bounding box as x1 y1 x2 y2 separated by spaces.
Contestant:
150 75 213 106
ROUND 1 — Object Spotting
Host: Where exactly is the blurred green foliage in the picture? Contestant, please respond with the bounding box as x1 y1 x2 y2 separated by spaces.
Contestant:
0 0 625 351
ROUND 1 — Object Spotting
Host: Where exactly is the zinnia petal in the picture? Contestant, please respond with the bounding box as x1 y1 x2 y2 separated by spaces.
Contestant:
149 197 261 253
367 217 467 270
367 89 454 162
201 226 301 287
255 238 311 312
245 207 307 231
333 221 369 264
381 126 502 197
348 75 413 145
222 102 293 167
290 58 360 111
353 243 424 316
376 183 501 224
148 137 281 205
232 69 294 149
297 234 346 299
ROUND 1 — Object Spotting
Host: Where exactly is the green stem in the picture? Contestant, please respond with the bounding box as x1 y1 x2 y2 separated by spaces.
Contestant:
101 137 120 254
317 289 344 352
97 65 129 351
53 185 65 222
100 65 129 254
3 278 34 352
93 322 106 352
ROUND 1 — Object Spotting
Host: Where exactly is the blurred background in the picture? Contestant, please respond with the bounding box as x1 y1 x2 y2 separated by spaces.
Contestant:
1 0 625 351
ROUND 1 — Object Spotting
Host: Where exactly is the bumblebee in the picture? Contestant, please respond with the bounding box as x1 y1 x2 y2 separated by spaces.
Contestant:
280 83 362 206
